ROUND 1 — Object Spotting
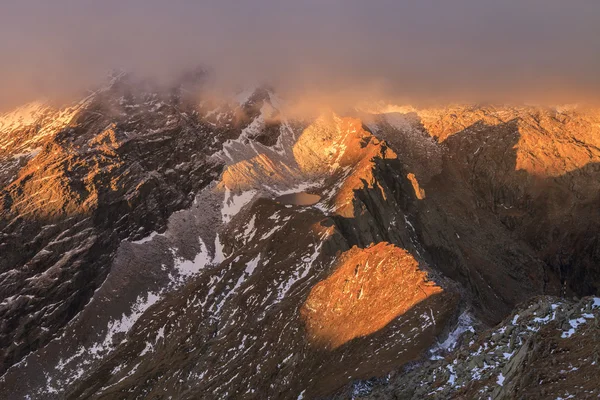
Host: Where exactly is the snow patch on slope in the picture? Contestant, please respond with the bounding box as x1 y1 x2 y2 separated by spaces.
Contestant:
222 188 257 224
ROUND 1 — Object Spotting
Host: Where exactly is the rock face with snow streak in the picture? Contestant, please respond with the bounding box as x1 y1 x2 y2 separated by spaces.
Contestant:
0 79 599 400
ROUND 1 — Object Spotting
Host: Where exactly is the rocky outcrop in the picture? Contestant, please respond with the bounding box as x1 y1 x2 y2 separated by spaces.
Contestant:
301 243 451 350
356 295 600 400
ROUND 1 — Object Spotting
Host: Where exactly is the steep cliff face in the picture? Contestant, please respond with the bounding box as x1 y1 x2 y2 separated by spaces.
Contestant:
0 92 598 399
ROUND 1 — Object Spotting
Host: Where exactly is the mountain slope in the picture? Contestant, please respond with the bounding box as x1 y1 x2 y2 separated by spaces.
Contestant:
354 295 600 400
0 73 270 375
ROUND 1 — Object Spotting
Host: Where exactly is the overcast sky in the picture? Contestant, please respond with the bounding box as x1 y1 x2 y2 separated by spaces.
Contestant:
1 0 600 111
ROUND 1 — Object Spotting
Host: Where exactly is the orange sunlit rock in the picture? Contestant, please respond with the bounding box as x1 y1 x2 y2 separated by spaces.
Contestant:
2 124 127 220
330 139 397 217
219 112 398 205
294 115 400 218
407 172 425 200
220 153 300 192
292 114 371 175
402 105 600 176
514 120 600 177
301 242 443 349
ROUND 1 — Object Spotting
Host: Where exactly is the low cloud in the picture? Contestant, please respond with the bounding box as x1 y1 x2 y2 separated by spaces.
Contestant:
1 0 599 112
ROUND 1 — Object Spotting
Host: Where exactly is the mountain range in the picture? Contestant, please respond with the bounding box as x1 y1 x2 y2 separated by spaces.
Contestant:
0 72 599 399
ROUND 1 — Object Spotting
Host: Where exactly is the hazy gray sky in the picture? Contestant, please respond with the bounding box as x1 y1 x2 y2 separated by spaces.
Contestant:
1 0 600 110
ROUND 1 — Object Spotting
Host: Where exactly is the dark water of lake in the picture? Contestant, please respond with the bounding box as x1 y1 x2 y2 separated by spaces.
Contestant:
274 192 321 206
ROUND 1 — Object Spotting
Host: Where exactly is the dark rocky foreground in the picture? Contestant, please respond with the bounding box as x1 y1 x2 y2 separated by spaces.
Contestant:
0 81 599 399
346 295 600 400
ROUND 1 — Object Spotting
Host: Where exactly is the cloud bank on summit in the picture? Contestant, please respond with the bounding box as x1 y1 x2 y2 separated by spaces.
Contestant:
1 0 600 111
